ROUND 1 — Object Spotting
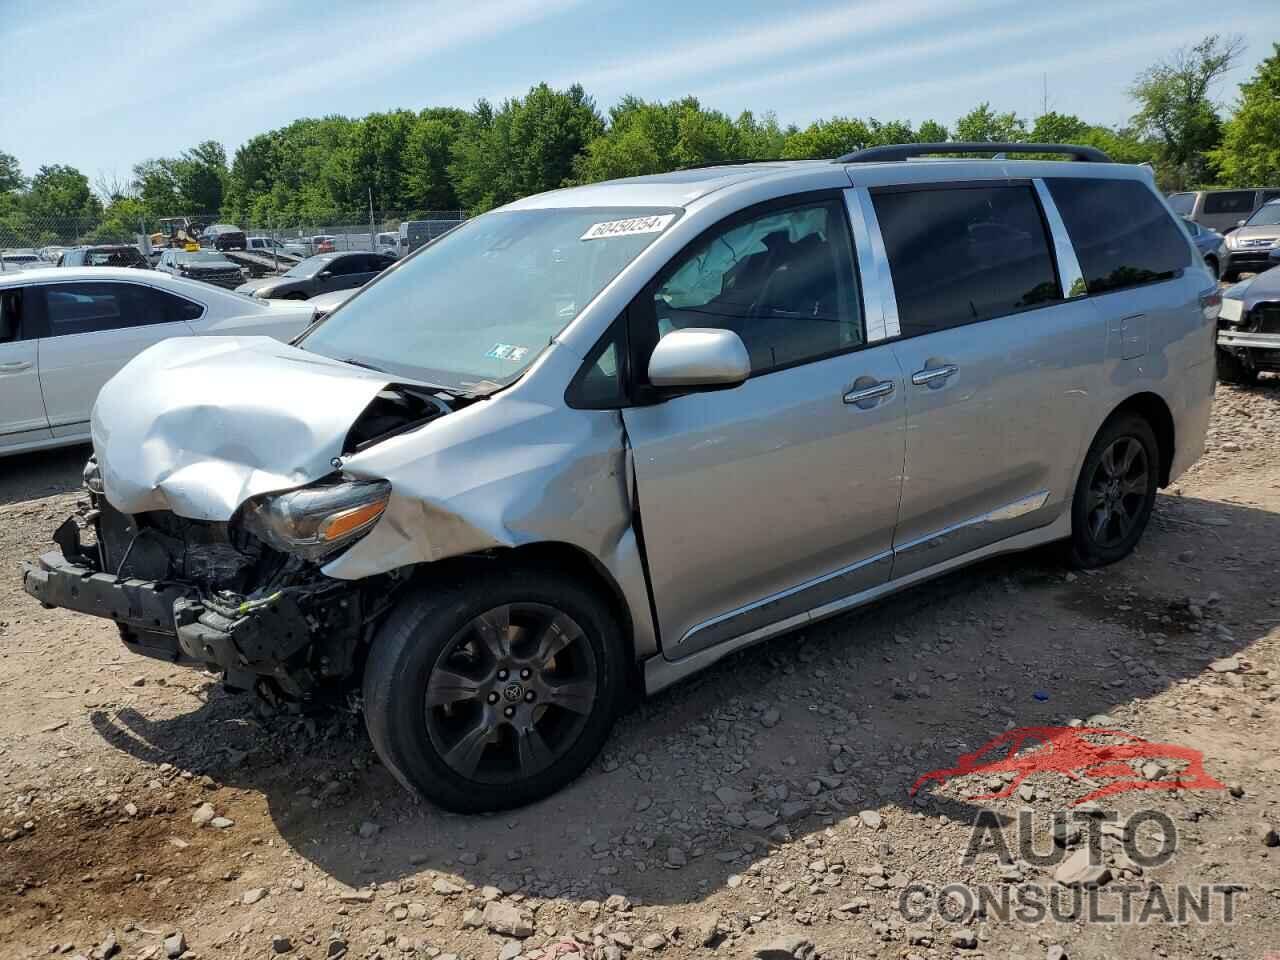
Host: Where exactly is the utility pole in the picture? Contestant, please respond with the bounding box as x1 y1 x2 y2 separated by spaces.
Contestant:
368 187 376 253
1042 74 1048 117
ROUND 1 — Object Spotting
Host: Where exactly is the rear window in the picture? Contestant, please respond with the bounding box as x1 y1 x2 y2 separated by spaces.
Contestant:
872 184 1060 337
1045 178 1190 295
1203 191 1255 215
1166 193 1195 216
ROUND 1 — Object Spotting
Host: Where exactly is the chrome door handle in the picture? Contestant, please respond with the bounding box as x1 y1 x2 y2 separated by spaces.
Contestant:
843 380 895 405
911 364 958 386
0 361 32 372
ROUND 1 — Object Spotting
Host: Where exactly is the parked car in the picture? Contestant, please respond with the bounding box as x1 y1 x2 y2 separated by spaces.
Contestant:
1168 187 1280 233
21 143 1215 812
1216 266 1280 384
58 245 150 269
399 218 463 255
39 245 68 263
0 267 314 456
1220 199 1280 281
282 236 335 257
245 237 291 256
1 251 43 271
155 249 247 289
202 224 247 251
1181 218 1227 279
375 231 400 259
234 251 393 300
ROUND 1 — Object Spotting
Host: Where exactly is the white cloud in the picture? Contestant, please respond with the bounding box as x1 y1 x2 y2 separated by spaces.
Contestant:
538 0 1007 98
698 0 1167 103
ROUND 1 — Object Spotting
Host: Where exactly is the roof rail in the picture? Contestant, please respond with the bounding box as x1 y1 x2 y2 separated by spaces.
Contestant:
836 142 1112 164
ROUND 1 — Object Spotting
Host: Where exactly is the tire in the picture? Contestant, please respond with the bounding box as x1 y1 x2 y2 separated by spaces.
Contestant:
1221 270 1238 283
1204 255 1219 280
362 567 625 812
1068 414 1159 569
1216 347 1254 385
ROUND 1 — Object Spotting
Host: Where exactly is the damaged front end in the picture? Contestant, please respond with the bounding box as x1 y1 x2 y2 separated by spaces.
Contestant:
24 462 410 703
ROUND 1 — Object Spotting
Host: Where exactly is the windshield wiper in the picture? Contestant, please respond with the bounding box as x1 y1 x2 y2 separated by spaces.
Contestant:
340 357 386 373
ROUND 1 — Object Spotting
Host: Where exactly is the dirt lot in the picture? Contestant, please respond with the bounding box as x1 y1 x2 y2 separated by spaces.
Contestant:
2 385 1279 960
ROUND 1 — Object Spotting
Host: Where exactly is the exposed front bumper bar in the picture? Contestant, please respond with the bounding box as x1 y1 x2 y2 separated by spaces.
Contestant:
22 549 195 663
1218 329 1280 350
21 519 357 697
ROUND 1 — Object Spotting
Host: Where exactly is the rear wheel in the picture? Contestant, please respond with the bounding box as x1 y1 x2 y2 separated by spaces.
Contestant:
1068 415 1159 568
1216 347 1255 385
362 568 625 812
1204 254 1219 280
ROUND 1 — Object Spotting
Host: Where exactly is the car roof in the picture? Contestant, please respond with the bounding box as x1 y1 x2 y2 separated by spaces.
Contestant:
0 265 243 290
506 157 1156 211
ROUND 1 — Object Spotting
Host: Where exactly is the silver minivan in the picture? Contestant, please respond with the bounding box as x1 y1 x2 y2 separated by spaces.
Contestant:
1168 186 1280 233
23 143 1217 811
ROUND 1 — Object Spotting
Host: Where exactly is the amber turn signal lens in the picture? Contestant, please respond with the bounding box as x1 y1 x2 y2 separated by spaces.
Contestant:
318 500 387 542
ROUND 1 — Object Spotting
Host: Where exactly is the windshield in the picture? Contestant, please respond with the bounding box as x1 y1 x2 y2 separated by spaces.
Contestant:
284 255 331 278
301 206 679 391
1246 203 1280 226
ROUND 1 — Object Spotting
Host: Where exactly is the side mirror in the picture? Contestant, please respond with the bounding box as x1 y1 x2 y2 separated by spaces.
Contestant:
647 328 750 390
318 270 332 279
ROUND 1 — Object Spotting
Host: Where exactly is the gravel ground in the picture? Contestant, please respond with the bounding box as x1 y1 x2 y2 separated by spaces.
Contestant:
2 384 1279 960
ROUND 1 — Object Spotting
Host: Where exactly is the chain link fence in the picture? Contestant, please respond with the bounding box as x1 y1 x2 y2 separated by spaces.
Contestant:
0 209 468 273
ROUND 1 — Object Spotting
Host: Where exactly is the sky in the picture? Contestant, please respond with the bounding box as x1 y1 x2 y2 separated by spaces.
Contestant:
3 0 1278 190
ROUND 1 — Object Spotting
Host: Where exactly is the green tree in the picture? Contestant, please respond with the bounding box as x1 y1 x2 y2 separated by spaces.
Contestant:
1030 111 1090 144
1130 33 1243 189
1211 42 1280 186
452 84 604 212
173 140 228 213
402 108 469 212
0 150 24 193
26 164 101 240
954 102 1027 142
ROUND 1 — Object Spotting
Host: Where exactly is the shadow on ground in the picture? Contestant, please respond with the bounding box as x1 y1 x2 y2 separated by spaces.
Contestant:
88 492 1271 907
0 443 89 507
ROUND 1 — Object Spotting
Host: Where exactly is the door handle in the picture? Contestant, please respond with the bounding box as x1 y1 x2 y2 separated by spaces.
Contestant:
843 380 895 405
0 361 32 373
911 364 958 386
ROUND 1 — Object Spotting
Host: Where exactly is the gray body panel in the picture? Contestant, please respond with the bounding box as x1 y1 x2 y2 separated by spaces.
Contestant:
80 157 1215 695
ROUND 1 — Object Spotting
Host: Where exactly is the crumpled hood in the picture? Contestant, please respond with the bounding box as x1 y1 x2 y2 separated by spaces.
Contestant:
93 337 394 520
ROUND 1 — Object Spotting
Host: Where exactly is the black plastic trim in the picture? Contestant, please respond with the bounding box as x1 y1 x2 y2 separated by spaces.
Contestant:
838 142 1112 164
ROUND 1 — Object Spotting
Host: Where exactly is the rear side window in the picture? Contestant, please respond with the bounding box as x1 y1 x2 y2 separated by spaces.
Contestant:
1046 178 1191 295
872 184 1060 337
39 282 202 336
1202 191 1255 215
1166 193 1195 216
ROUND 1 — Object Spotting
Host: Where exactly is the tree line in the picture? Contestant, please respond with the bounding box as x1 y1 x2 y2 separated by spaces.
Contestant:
2 35 1277 248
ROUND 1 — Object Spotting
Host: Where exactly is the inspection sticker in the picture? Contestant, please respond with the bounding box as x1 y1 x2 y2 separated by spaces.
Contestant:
580 213 676 241
485 343 530 361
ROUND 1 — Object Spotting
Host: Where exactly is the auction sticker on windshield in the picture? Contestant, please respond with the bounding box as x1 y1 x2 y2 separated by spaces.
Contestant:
581 214 676 241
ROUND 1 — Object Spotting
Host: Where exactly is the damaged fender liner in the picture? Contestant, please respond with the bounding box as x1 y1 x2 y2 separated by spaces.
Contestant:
22 518 370 699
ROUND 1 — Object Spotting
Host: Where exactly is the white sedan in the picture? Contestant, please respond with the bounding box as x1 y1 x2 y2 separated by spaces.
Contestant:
0 267 315 456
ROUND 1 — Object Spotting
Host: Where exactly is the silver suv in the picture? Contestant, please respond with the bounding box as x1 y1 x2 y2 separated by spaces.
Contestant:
23 142 1217 811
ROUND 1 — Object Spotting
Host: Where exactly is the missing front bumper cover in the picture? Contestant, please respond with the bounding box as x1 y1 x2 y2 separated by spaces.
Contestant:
22 515 368 698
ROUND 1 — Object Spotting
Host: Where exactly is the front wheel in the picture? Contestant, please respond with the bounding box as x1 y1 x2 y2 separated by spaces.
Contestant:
1204 255 1219 280
1068 415 1159 569
362 568 625 812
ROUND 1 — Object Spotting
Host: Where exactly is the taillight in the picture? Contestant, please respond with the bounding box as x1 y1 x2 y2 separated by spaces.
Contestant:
1199 287 1221 322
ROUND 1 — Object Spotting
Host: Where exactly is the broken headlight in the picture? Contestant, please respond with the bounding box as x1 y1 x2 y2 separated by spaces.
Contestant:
238 478 391 562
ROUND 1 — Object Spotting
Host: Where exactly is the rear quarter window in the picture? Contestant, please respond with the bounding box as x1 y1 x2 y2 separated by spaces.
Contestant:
1202 191 1255 215
1045 178 1190 296
872 184 1060 337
